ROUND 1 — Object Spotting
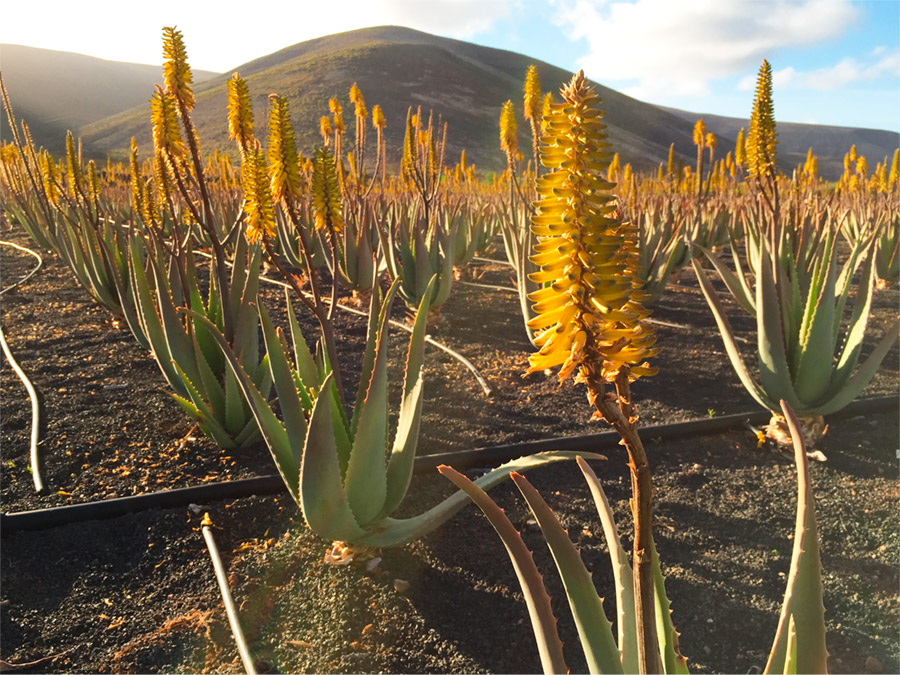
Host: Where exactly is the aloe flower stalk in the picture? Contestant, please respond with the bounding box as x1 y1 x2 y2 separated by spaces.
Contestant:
526 70 659 674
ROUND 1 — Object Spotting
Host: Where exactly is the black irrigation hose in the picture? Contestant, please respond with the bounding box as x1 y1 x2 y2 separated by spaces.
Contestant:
0 239 45 493
200 513 258 675
1 394 894 535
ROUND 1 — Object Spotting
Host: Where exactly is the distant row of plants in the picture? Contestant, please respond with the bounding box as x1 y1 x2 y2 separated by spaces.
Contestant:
1 27 898 673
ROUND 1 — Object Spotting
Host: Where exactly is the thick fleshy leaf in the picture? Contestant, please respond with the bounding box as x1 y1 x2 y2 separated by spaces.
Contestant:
577 457 639 674
285 291 319 390
763 401 828 675
301 374 367 541
343 308 390 527
381 276 436 518
259 302 308 453
701 246 755 314
793 236 838 404
512 472 624 675
439 465 568 675
756 241 800 408
829 256 876 393
187 311 298 501
355 452 603 548
813 320 899 415
351 278 400 439
130 244 183 394
692 260 777 411
651 541 689 674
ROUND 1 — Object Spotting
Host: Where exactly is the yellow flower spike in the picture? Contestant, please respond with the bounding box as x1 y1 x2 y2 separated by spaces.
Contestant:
64 131 83 199
526 70 656 385
329 98 346 134
349 82 368 120
267 94 303 204
161 26 194 112
499 100 518 166
38 150 61 206
693 120 707 147
86 159 100 202
747 59 777 180
524 65 541 121
372 104 386 130
150 87 185 160
312 147 344 232
242 144 276 243
227 73 254 155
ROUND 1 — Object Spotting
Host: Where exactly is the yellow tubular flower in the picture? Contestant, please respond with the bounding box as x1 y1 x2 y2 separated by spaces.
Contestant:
162 26 194 111
499 100 518 166
539 92 554 133
87 159 100 202
150 87 185 160
401 108 418 183
39 150 61 205
65 131 83 199
693 119 707 147
734 127 746 167
227 73 254 155
349 82 368 119
747 59 777 180
372 104 386 130
312 147 344 232
525 70 657 384
523 65 541 121
242 143 275 242
329 98 345 134
129 139 144 217
267 94 303 203
889 149 899 190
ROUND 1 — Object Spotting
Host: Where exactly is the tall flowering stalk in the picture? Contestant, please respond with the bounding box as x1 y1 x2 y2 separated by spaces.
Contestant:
526 70 660 673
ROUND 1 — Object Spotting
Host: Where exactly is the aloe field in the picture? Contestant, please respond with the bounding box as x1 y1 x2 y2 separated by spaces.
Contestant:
0 26 898 675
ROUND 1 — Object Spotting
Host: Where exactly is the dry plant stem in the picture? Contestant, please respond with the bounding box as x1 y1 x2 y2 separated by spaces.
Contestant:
587 367 660 675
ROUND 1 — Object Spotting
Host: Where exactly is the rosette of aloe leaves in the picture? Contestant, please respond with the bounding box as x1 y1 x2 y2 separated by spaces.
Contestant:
692 61 899 448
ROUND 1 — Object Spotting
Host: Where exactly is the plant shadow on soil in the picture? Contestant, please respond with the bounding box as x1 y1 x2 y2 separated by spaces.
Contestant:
1 228 898 673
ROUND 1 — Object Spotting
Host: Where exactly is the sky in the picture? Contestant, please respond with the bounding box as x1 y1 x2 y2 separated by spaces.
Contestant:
2 0 899 132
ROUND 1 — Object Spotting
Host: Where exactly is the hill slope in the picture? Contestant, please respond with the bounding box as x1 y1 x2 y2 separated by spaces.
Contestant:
79 26 700 173
0 44 218 154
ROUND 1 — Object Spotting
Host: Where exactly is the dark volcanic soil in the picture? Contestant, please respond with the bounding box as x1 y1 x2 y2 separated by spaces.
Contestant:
1 223 898 674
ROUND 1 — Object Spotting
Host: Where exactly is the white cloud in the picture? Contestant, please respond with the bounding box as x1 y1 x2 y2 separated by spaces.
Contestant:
739 49 900 91
551 0 859 101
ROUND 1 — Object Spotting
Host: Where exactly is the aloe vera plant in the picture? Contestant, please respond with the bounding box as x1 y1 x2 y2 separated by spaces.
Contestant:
440 399 828 675
197 275 590 547
131 232 271 448
693 194 898 430
378 204 456 312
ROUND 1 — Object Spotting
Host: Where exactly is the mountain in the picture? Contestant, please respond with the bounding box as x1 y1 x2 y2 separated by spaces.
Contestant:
0 44 219 155
660 107 900 180
77 26 703 174
5 29 896 179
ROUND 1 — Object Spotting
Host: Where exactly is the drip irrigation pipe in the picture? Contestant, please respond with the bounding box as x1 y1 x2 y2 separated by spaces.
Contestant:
200 513 258 675
1 394 893 535
0 240 45 493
